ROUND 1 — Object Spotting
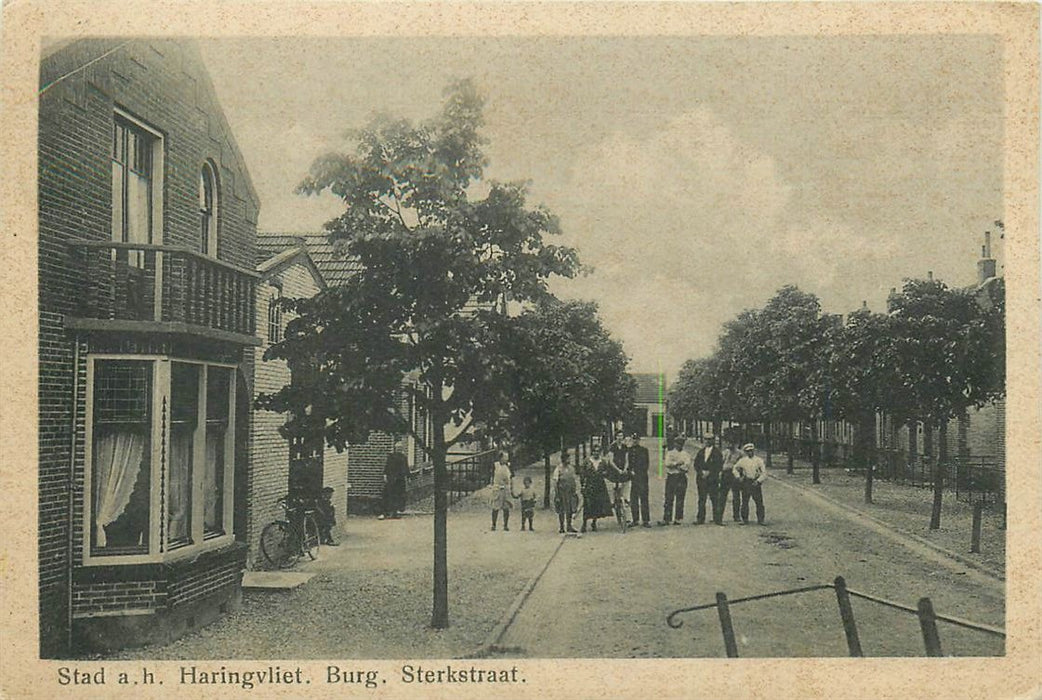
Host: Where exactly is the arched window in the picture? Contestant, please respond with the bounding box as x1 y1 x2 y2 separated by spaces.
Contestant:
199 161 218 257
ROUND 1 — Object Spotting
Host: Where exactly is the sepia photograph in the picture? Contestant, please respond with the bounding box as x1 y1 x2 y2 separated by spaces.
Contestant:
3 2 1040 698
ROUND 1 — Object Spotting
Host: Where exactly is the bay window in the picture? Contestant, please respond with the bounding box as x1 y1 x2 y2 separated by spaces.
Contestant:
85 356 236 564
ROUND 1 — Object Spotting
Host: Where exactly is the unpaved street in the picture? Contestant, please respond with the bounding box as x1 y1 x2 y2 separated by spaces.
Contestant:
498 446 1004 658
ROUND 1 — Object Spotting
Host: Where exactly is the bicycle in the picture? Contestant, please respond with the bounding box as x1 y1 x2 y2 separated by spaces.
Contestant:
259 495 321 569
611 479 629 533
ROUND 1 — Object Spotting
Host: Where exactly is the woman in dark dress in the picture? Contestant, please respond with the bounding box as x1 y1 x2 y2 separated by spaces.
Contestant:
578 444 614 532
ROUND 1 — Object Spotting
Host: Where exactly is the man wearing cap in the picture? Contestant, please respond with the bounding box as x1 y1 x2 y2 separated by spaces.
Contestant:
693 434 724 525
659 436 691 526
733 443 768 525
627 434 651 527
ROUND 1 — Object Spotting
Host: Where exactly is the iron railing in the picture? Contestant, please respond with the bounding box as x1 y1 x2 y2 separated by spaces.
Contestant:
667 575 1004 657
447 449 497 506
68 241 259 337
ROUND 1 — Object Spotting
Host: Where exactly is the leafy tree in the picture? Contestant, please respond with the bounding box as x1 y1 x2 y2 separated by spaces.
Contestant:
258 80 580 628
885 277 1006 527
829 307 901 501
669 355 730 436
493 299 634 506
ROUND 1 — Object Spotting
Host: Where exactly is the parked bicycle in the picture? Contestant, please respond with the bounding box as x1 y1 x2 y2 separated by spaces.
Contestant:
260 495 320 569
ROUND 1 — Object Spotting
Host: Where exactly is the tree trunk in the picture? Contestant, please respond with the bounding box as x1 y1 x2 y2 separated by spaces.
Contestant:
764 418 773 469
811 419 821 485
543 451 552 509
431 406 449 629
928 420 944 529
929 448 944 530
786 422 795 474
862 411 876 504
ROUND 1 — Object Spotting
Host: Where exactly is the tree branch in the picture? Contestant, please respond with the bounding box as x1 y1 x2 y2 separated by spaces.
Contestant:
445 415 476 449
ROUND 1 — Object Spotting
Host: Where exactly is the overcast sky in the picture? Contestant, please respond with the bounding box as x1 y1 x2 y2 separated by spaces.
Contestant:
199 36 1003 377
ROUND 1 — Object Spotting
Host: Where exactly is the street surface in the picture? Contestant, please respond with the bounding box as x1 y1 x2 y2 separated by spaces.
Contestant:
115 440 1004 659
499 441 1004 657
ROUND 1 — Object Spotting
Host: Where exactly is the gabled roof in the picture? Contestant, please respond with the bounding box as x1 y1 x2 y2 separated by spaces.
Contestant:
258 232 361 288
256 242 326 290
39 38 260 210
632 373 667 404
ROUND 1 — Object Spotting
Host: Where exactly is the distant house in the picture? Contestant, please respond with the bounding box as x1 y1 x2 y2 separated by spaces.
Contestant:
258 233 433 514
628 373 668 437
249 239 349 567
38 39 259 655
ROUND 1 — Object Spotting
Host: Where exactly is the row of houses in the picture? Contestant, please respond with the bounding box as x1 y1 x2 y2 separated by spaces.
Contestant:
37 39 436 657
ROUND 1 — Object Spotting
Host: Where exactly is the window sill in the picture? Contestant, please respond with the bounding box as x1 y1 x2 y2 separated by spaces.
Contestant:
80 535 240 571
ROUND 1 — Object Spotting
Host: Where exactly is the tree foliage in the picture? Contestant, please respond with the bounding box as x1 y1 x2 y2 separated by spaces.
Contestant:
257 80 581 628
670 276 1005 438
500 299 635 453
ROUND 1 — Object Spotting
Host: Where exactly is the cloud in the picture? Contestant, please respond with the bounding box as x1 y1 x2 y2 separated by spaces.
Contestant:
550 108 816 374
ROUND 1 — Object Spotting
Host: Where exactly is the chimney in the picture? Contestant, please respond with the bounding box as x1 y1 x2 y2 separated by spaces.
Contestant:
861 300 868 310
978 230 997 283
927 271 933 281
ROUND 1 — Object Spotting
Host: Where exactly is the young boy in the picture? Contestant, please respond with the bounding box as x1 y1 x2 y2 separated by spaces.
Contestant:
316 486 339 546
517 476 538 531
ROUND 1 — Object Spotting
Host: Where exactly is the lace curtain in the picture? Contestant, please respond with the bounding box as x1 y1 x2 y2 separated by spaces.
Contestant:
93 431 146 548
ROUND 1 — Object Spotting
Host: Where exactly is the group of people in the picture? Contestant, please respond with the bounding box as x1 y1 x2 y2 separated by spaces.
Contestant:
487 433 769 535
661 435 768 527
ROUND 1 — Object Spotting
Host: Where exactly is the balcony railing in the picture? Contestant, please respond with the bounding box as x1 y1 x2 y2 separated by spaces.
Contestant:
67 241 259 341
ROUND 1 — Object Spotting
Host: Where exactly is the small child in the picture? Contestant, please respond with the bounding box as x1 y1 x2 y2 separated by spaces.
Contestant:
517 476 538 531
316 486 339 546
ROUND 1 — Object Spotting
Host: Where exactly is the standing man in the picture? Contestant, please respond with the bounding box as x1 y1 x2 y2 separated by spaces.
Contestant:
610 435 628 475
659 436 691 526
693 434 724 525
379 439 410 520
627 434 651 527
734 443 768 525
717 439 743 523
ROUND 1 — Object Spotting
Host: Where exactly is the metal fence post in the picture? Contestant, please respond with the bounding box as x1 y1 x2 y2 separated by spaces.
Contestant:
833 577 863 657
970 502 983 553
917 597 943 656
715 592 739 658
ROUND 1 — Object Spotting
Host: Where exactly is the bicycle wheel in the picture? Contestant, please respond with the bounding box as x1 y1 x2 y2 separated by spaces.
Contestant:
300 513 321 560
614 495 627 533
260 521 300 569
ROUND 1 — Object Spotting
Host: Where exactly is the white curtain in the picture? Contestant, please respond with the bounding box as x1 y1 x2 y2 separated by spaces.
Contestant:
204 428 224 531
167 428 192 542
93 431 146 548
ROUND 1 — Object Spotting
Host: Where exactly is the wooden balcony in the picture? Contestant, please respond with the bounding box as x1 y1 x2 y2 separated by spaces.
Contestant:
66 241 261 346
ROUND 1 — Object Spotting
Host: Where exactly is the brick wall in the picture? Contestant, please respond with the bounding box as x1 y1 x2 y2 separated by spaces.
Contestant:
73 581 164 616
39 38 258 655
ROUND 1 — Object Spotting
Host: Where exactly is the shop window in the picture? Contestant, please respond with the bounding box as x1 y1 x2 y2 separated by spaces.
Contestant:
205 367 231 536
167 362 199 549
85 357 236 564
90 360 152 556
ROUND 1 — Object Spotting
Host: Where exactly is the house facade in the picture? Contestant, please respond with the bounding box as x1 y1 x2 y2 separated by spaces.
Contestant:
258 233 434 514
39 38 259 656
628 373 668 438
249 239 350 566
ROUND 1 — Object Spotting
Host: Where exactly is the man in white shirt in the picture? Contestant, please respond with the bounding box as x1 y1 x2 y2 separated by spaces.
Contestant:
658 437 691 526
733 443 768 525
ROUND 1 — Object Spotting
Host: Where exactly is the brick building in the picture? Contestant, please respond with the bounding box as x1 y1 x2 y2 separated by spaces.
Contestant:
258 233 434 514
249 239 350 566
38 38 260 656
